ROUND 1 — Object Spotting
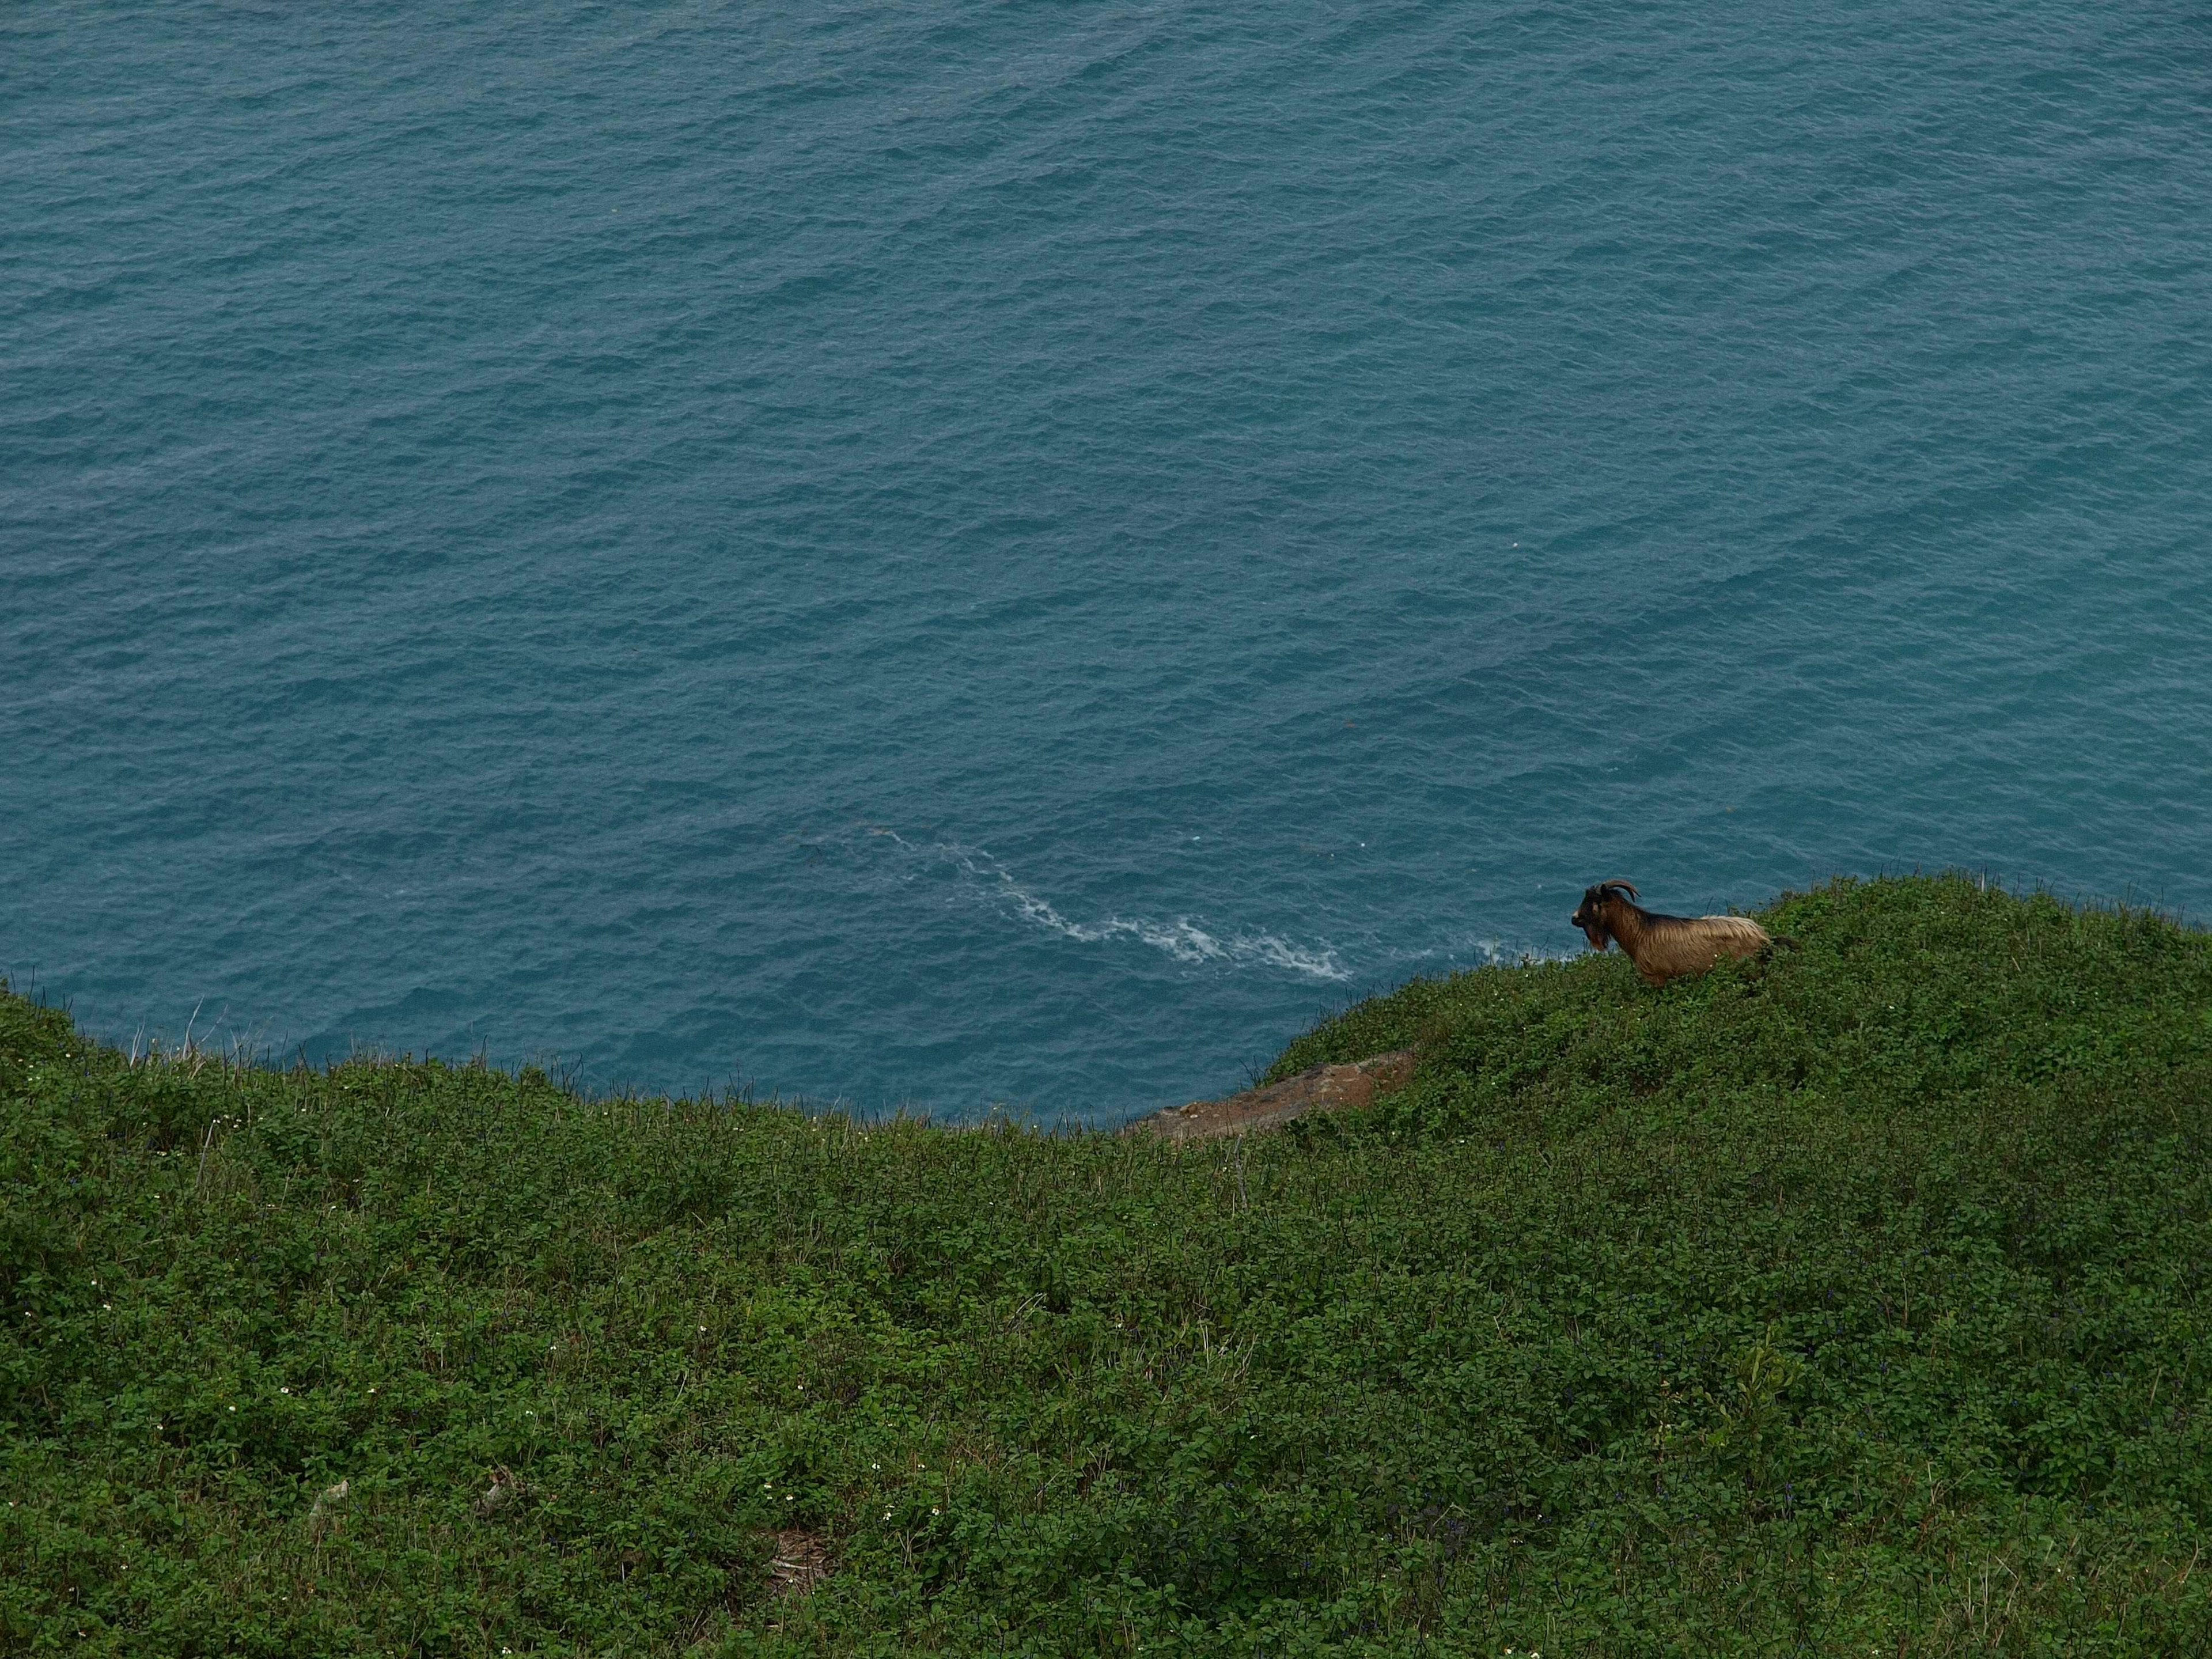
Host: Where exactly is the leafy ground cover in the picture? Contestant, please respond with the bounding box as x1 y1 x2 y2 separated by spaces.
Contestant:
3 875 2210 1655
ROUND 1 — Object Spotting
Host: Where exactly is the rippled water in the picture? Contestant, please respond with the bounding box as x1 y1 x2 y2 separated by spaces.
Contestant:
7 1 2210 1120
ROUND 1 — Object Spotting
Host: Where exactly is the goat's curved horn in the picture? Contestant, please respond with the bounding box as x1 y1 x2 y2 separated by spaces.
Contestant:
1602 879 1639 899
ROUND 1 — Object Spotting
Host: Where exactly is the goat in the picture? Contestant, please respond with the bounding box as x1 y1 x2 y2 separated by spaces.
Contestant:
1570 880 1771 987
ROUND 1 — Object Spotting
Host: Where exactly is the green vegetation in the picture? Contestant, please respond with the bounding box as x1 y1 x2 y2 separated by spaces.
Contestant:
5 874 2211 1656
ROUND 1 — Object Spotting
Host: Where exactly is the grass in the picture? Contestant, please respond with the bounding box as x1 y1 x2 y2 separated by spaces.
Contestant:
3 873 2210 1656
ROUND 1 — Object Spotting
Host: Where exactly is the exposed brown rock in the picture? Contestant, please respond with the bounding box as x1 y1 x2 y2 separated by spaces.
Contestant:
1128 1048 1417 1141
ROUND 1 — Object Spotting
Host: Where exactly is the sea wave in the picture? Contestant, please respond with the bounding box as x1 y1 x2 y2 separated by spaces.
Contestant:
865 828 1353 982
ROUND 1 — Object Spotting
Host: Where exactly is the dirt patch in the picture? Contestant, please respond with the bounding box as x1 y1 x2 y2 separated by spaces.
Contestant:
1127 1048 1417 1141
767 1529 831 1597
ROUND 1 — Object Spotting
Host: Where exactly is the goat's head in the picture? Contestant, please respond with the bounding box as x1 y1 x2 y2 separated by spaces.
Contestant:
1570 880 1638 950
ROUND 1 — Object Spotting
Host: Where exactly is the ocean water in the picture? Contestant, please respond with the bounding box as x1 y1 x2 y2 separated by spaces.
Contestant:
7 1 2210 1122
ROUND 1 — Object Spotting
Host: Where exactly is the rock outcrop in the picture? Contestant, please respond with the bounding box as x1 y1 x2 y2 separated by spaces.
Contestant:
1129 1048 1416 1141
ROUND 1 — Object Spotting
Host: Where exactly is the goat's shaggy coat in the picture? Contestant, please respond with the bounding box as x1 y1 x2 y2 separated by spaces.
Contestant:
1570 880 1771 987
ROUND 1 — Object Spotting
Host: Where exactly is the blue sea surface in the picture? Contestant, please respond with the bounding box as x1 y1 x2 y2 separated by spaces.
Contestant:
7 1 2210 1121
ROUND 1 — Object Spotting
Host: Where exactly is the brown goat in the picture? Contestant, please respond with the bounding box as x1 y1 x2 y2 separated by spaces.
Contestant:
1570 880 1771 987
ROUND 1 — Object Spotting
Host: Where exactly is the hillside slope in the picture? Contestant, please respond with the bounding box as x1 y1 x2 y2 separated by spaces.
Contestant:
3 876 2210 1654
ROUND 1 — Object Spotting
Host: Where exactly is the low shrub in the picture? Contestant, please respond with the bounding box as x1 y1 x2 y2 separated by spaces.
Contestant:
3 876 2208 1653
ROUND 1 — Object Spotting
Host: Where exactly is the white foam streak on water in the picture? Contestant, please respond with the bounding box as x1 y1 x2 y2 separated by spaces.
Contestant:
1400 936 1567 971
871 829 1353 983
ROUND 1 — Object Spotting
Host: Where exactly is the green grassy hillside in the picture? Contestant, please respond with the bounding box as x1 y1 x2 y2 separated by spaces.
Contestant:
4 876 2210 1655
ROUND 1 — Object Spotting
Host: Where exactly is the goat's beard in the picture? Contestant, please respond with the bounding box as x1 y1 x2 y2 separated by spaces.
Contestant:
1578 925 1609 950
